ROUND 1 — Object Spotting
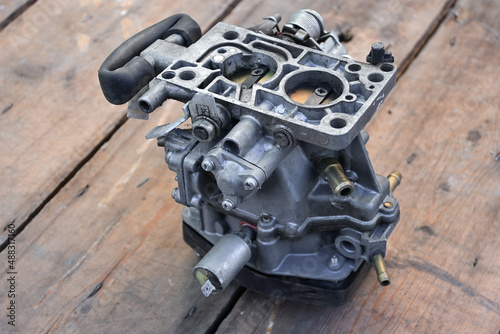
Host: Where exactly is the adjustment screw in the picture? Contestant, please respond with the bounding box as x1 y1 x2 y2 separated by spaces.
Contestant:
221 200 235 211
244 178 258 190
201 159 215 171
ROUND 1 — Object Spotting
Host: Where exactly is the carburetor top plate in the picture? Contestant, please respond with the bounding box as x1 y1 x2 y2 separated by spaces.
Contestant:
142 22 397 150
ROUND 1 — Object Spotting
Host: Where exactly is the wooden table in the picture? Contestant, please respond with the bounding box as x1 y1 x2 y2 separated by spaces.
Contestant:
1 0 498 333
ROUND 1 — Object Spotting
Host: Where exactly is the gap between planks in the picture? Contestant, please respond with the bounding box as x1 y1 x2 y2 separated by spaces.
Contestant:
0 0 37 31
397 0 458 78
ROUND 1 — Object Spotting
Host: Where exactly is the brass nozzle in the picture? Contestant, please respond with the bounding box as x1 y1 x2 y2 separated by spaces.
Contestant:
372 253 390 286
317 158 354 198
387 171 402 194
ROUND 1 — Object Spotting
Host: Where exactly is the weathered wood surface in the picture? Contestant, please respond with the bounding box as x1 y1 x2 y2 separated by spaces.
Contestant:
0 0 232 246
0 105 244 333
0 0 34 30
1 0 499 333
224 0 457 74
218 0 500 333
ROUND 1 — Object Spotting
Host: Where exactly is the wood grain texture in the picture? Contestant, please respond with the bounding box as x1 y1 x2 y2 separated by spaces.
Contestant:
0 0 232 246
0 105 243 333
218 0 500 333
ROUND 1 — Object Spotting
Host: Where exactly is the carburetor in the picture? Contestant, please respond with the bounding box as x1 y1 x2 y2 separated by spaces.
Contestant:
99 10 402 305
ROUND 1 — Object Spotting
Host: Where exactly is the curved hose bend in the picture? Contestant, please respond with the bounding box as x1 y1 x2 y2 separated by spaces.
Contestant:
98 14 201 105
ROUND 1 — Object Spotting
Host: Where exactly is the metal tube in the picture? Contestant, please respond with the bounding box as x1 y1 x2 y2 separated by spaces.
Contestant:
138 80 169 113
317 157 354 198
387 171 402 194
222 116 262 156
372 253 390 286
257 145 293 179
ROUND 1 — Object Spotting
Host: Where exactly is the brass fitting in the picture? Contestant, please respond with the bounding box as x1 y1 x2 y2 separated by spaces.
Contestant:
317 158 354 198
387 171 402 194
372 253 390 286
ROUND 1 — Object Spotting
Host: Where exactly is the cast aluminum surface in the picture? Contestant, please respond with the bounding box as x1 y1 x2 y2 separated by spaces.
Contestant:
142 22 397 151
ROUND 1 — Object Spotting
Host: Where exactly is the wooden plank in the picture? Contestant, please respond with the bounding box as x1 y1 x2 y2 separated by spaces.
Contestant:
224 0 457 73
0 104 245 333
0 0 234 246
0 0 35 31
218 0 500 333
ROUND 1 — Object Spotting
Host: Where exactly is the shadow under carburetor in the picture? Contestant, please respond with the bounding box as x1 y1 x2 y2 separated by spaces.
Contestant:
99 9 402 305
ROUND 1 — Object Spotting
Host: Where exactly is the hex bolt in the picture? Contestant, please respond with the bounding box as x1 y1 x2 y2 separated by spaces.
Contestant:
274 132 290 147
387 171 402 194
221 199 235 211
244 177 258 191
273 127 294 148
192 118 218 142
330 255 339 264
193 127 209 141
201 159 215 172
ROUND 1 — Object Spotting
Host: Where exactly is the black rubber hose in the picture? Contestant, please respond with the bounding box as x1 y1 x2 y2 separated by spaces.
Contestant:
99 14 201 105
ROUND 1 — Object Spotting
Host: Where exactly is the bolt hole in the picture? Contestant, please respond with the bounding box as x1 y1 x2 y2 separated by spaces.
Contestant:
345 95 354 101
330 118 347 129
380 64 394 72
179 71 196 81
369 85 375 89
348 64 361 72
368 73 384 83
218 48 227 54
341 241 356 253
162 71 175 79
223 31 239 40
